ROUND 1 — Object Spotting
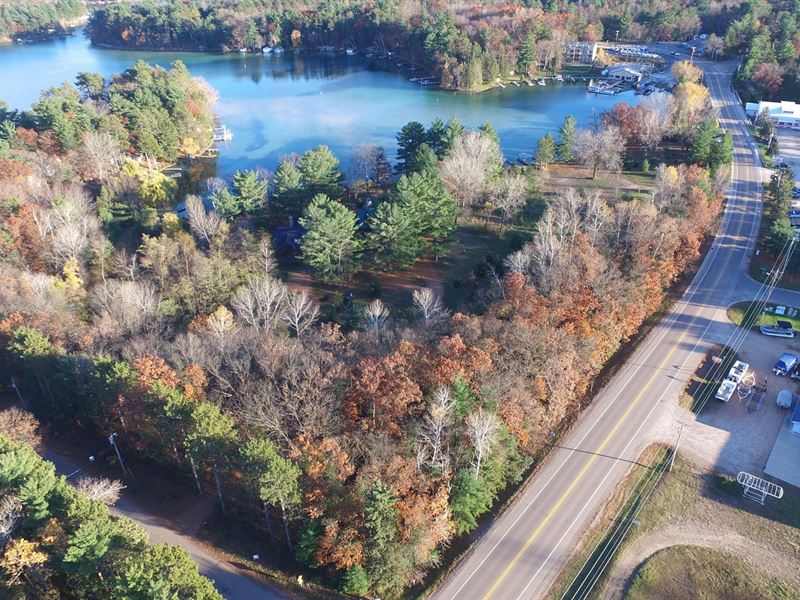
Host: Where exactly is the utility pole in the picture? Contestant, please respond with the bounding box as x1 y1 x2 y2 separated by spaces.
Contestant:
10 378 25 409
108 433 129 479
669 424 685 472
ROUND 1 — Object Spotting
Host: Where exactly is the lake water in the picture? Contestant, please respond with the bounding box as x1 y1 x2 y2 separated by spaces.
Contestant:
0 31 639 179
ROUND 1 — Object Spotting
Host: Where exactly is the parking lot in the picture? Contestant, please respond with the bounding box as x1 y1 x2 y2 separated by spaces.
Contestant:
670 327 800 481
776 128 800 180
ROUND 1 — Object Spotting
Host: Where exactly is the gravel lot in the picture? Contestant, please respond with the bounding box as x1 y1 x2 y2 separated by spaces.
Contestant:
654 327 798 476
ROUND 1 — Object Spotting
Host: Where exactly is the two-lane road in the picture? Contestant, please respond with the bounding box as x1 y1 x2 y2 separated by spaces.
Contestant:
430 59 766 600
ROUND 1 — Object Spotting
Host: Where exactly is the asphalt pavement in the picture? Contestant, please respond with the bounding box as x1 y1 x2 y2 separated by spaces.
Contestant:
43 449 291 600
428 58 773 600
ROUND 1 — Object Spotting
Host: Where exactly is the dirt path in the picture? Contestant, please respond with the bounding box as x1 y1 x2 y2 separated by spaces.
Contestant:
603 522 800 600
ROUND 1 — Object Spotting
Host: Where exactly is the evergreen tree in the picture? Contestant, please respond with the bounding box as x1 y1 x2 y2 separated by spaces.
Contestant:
691 118 718 166
299 194 361 281
240 437 301 551
427 117 447 158
409 142 438 173
232 169 267 213
557 115 577 161
299 145 343 199
711 130 734 169
368 202 421 270
395 169 457 258
396 121 426 173
449 468 493 535
442 116 464 156
479 121 500 146
535 133 556 168
517 33 536 76
210 187 239 219
272 160 304 217
185 402 236 514
342 565 370 597
374 148 393 186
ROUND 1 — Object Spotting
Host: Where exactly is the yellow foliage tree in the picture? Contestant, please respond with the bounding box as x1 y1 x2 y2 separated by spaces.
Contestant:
0 538 48 585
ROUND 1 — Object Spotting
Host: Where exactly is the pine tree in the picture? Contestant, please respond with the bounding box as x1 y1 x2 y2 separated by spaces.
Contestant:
342 565 370 597
272 160 304 217
691 118 717 166
409 142 438 173
240 437 301 551
185 402 236 514
395 169 457 258
711 131 734 169
299 194 361 281
517 33 536 76
442 116 464 156
557 115 577 161
535 133 556 168
368 202 421 270
232 170 267 213
299 145 343 199
396 121 426 173
427 118 447 158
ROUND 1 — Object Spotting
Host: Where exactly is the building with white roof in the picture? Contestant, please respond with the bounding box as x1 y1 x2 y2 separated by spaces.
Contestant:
604 65 643 83
745 100 800 129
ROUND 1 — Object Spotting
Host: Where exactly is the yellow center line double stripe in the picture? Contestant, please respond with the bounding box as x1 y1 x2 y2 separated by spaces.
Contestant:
481 72 747 599
481 325 692 599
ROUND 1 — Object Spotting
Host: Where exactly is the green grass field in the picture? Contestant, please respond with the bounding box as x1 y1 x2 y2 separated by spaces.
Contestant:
627 546 794 600
727 301 800 330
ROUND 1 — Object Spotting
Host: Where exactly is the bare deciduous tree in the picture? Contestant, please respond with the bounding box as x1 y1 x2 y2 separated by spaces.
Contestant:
412 287 447 326
349 142 382 186
465 407 500 478
0 496 22 549
637 94 672 150
282 290 319 337
75 477 125 505
417 387 454 475
573 125 623 178
363 299 390 336
76 131 122 182
112 250 140 281
232 277 287 331
258 238 278 278
91 279 159 335
440 131 502 211
186 195 224 248
492 171 529 228
32 188 102 268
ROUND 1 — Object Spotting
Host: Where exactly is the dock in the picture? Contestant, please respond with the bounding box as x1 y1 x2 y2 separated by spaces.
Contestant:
213 125 233 142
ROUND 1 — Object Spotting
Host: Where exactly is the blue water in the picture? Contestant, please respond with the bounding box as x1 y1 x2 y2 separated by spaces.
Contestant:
0 32 639 178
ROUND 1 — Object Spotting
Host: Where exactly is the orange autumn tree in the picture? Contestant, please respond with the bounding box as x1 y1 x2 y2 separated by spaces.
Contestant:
344 346 424 436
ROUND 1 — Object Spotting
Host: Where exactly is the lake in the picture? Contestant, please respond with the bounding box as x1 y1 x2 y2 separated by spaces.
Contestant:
0 31 640 179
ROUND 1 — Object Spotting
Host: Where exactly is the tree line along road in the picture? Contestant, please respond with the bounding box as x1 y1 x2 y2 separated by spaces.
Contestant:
428 58 768 600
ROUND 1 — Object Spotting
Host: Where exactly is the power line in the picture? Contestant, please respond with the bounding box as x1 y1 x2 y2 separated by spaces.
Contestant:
560 234 798 600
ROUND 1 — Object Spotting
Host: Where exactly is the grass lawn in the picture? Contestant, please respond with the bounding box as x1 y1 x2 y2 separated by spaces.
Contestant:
728 301 800 330
545 452 800 600
749 251 800 292
627 546 791 600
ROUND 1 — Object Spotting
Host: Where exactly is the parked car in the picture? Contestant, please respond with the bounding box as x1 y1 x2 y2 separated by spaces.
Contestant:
773 352 798 376
792 184 800 198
